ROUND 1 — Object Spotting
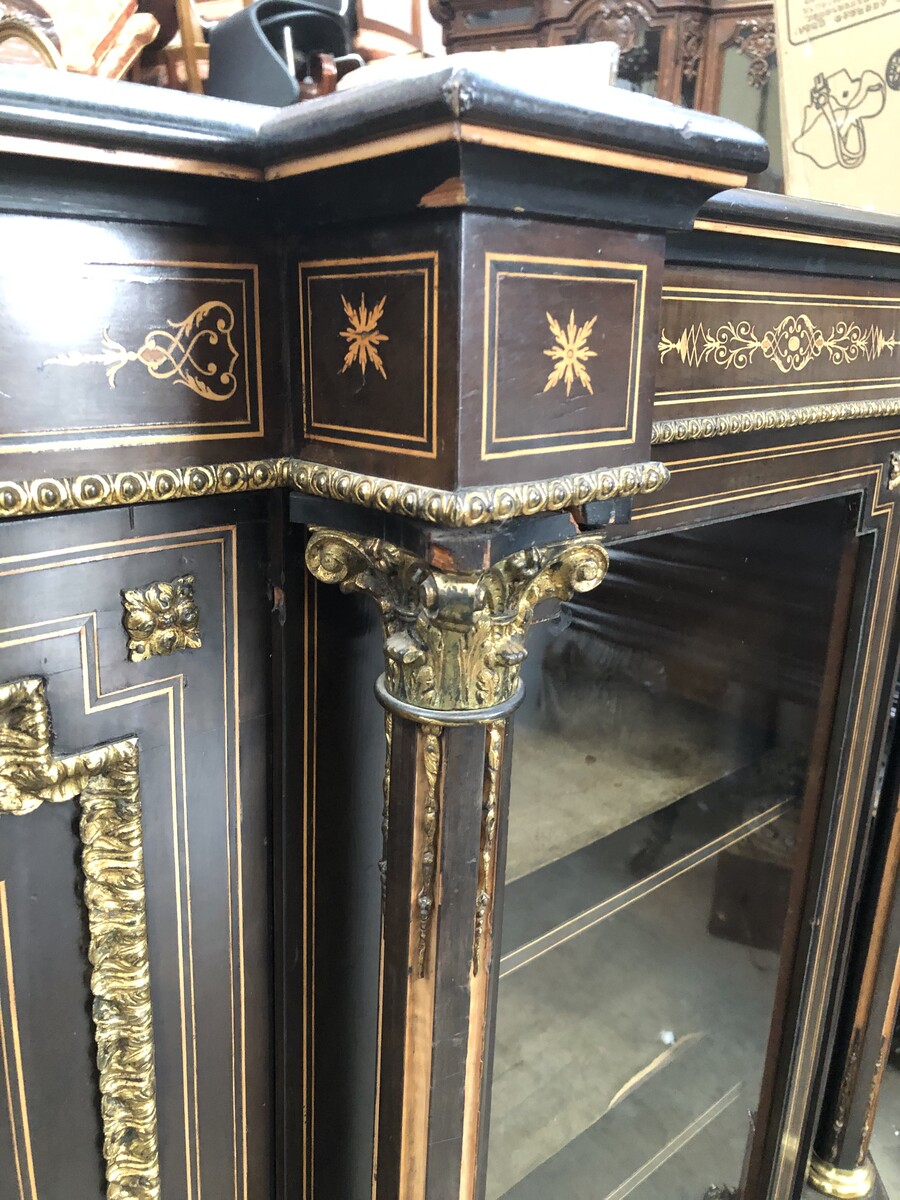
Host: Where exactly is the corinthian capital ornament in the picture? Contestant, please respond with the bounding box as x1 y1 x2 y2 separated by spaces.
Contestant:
305 529 610 715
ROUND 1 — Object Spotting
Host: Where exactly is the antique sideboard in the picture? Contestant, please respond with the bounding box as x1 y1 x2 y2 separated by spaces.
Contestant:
1 58 899 1200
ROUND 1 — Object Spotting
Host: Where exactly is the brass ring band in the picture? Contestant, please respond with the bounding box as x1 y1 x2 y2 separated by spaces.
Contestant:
374 675 525 725
808 1153 876 1198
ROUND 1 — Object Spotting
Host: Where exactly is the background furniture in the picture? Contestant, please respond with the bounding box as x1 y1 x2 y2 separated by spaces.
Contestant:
0 61 899 1200
429 0 782 188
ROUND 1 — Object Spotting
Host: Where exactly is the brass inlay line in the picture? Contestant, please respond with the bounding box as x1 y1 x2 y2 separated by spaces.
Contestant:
0 882 38 1200
0 119 753 192
0 677 159 1200
650 398 900 444
693 217 900 258
500 798 791 978
379 711 392 905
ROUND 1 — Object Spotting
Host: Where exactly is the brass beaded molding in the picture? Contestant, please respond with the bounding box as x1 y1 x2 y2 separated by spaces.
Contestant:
651 396 900 444
0 677 159 1200
0 457 669 527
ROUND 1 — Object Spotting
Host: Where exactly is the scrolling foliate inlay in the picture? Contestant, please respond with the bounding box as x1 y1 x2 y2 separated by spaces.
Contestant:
0 677 159 1200
659 315 900 374
122 575 201 663
45 300 240 401
305 530 609 713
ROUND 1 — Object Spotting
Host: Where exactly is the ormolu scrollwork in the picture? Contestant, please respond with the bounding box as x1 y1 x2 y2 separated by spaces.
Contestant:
122 574 201 662
473 723 502 974
417 725 442 976
0 677 159 1200
889 450 900 490
305 530 610 713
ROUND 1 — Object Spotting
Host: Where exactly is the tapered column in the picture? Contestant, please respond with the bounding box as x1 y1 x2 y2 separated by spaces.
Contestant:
305 527 609 1200
809 696 900 1198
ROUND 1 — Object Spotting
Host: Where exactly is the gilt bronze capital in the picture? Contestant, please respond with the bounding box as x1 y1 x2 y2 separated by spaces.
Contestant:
305 528 609 718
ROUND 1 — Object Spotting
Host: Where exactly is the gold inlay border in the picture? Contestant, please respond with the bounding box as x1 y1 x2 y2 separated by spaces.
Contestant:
0 881 37 1200
0 676 159 1200
693 217 900 258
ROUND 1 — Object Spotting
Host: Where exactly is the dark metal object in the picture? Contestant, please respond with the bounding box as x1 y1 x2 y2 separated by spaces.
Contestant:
207 0 353 106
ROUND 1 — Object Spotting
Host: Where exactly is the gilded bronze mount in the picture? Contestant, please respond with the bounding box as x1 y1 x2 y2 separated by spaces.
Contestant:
305 528 610 719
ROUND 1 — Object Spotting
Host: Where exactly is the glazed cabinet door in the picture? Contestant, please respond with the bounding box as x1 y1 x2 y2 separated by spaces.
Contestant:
0 495 273 1200
482 497 872 1199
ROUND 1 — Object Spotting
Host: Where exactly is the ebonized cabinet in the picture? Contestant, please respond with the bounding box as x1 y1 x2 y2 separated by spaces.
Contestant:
0 57 898 1200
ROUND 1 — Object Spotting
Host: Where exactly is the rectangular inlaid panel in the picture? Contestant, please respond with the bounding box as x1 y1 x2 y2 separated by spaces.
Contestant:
298 252 439 457
0 217 265 454
457 214 662 486
655 267 900 415
0 498 272 1200
481 253 646 460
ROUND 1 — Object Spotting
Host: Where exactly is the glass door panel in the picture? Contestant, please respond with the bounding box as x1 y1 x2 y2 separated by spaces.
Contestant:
487 500 855 1199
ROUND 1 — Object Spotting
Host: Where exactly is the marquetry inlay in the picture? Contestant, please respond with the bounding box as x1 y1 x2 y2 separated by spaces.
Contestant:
339 293 389 380
659 315 900 374
45 300 241 401
543 309 598 396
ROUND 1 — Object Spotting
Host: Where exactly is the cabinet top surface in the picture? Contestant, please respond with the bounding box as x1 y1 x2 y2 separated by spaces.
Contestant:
0 56 768 181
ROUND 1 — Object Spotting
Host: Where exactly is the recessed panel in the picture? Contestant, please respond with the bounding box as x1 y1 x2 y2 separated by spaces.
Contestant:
482 254 646 460
0 233 264 453
299 253 439 457
656 268 900 413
